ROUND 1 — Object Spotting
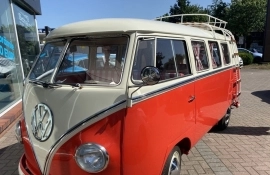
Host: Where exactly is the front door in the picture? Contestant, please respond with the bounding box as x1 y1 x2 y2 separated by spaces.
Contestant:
122 37 196 175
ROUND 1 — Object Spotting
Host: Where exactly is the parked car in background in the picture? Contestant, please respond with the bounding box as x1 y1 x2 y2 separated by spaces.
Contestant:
238 48 263 63
250 47 263 53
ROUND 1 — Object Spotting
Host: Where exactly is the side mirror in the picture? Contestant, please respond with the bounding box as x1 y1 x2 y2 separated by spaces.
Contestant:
141 66 160 85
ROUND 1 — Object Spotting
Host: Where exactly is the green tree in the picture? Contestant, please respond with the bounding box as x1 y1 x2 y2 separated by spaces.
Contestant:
159 0 208 23
207 0 230 22
227 0 267 37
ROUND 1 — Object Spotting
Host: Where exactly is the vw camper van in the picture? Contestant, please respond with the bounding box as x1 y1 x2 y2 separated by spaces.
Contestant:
16 14 241 175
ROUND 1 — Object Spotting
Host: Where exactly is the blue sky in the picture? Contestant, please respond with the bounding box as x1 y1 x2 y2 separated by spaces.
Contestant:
36 0 230 29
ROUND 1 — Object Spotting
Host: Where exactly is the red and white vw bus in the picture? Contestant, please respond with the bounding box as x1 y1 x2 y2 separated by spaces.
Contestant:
16 14 241 175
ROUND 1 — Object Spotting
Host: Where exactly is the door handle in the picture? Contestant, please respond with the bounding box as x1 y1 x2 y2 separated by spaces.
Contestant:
188 95 195 102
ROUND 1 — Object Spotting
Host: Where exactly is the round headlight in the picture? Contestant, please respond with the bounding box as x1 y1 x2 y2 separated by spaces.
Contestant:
75 143 109 173
15 121 22 144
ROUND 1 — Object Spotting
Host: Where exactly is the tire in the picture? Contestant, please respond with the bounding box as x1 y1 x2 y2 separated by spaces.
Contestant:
162 146 181 175
217 108 231 130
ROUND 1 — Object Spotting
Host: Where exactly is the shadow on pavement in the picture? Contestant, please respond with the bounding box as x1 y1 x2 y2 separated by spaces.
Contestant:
252 90 270 104
0 146 8 155
210 126 270 136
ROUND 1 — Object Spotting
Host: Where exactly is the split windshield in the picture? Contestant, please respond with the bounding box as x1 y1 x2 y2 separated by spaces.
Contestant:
29 36 128 85
29 40 66 82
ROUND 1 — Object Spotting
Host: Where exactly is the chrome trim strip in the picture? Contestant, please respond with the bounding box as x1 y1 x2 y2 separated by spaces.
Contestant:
132 77 195 102
50 39 71 83
132 65 234 103
196 65 234 80
43 100 126 175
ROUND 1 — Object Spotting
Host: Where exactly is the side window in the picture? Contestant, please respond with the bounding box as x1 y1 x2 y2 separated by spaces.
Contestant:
132 39 155 80
132 38 191 83
221 43 230 64
156 39 177 80
172 40 191 76
191 41 209 71
208 41 222 68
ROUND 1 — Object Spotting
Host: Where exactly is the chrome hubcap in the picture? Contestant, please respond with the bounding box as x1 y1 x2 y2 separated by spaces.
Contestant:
225 109 231 125
225 114 230 125
168 151 181 175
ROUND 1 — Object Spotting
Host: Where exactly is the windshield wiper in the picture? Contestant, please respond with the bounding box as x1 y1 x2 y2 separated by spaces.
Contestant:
29 80 62 88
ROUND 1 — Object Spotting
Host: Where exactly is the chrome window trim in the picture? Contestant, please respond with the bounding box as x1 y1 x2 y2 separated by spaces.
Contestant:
190 39 211 72
50 38 72 82
27 39 69 81
131 36 193 85
220 42 231 65
208 40 222 69
52 35 130 86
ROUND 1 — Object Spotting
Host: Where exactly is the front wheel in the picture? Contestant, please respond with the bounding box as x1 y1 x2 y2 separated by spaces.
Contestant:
162 146 181 175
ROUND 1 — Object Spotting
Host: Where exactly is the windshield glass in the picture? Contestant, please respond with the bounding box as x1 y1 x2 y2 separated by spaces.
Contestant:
29 40 67 81
54 36 128 85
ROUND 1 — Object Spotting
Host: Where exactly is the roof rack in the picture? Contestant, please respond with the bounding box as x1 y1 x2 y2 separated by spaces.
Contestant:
155 14 235 41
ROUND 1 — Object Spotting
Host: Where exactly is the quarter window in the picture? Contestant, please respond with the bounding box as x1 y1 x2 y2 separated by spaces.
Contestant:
221 43 230 64
208 41 222 68
156 39 191 80
173 40 191 76
156 39 177 80
132 39 155 80
191 41 209 71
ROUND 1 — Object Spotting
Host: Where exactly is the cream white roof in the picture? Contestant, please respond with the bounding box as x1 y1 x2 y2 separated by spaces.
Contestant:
46 18 227 40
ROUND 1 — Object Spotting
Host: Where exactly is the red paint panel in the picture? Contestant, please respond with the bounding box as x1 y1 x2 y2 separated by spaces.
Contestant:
19 68 235 175
20 118 42 175
122 81 196 175
194 69 233 141
48 109 126 175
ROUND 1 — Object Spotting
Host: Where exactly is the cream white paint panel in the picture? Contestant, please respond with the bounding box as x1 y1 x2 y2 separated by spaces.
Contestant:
23 83 127 173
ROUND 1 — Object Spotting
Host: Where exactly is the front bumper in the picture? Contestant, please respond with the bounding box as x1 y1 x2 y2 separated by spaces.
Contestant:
18 154 31 175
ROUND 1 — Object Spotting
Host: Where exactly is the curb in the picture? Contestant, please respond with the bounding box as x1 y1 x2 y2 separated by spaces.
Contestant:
0 102 22 135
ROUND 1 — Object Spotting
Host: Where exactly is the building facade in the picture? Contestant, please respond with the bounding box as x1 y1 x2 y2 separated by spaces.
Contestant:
263 0 270 62
0 0 41 117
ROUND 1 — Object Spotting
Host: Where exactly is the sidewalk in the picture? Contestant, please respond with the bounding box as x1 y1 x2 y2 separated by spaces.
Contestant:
0 116 23 175
0 102 22 135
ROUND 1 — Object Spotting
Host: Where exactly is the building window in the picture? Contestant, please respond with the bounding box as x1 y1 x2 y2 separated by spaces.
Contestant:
13 4 40 76
0 0 24 112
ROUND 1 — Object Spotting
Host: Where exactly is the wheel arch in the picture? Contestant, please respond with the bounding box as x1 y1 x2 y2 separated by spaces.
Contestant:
176 137 191 155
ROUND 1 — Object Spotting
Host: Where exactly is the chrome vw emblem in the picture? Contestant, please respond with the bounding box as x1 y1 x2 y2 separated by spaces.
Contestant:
31 104 53 141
